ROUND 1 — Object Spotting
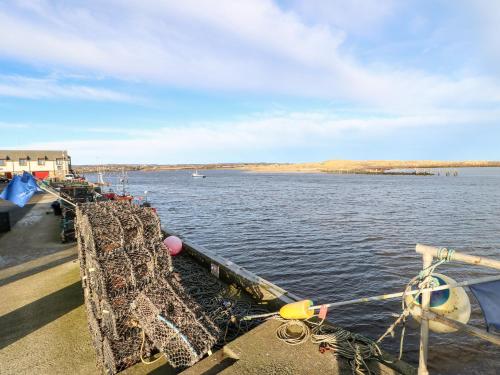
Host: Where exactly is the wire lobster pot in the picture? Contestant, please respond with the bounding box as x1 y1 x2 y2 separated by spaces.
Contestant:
76 201 219 374
132 278 220 367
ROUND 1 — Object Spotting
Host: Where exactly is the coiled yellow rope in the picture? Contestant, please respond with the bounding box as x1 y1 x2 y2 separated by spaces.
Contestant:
275 318 311 345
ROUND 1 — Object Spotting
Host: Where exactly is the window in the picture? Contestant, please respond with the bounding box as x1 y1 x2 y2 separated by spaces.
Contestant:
56 158 64 166
38 158 45 166
0 159 5 166
19 158 27 166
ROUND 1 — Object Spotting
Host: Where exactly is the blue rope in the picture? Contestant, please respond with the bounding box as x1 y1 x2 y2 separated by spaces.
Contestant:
157 315 199 359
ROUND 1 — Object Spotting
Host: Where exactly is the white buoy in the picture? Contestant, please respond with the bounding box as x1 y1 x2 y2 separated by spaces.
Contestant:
405 273 471 333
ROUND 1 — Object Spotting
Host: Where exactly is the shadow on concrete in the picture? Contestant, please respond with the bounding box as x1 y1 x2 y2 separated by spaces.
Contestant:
0 281 83 350
144 363 177 375
199 357 238 375
0 254 78 287
0 191 47 227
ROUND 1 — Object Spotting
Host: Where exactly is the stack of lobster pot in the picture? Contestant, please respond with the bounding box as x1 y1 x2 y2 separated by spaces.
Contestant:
76 201 219 374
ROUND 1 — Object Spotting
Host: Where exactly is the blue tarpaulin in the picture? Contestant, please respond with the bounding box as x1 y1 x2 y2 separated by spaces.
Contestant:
0 172 42 207
470 280 500 331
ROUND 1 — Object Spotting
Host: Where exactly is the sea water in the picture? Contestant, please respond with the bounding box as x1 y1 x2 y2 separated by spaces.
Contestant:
93 167 500 375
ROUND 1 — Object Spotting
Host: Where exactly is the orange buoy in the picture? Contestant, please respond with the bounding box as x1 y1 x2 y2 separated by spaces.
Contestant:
279 300 314 320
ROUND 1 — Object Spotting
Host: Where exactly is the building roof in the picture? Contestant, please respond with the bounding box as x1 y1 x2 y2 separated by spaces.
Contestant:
0 150 69 160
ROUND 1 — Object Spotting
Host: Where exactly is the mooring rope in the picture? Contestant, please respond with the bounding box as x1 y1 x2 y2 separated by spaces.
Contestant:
273 316 382 375
312 325 382 375
417 248 453 280
377 253 453 359
376 275 417 360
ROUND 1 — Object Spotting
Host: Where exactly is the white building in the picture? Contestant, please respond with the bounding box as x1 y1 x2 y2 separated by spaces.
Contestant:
0 150 71 180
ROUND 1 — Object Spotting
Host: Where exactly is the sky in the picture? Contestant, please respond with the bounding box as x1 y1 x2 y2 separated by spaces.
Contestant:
1 0 500 164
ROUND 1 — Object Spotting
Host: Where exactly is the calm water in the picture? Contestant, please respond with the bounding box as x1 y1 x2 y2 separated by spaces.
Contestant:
90 168 500 374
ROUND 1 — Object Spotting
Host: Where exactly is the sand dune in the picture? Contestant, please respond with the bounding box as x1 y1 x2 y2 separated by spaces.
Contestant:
244 160 500 173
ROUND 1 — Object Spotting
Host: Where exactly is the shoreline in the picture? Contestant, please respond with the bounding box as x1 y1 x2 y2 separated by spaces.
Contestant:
74 160 500 175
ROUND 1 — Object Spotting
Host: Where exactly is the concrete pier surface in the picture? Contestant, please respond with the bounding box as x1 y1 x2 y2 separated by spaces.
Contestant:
0 193 413 374
183 318 402 375
0 193 74 270
0 193 168 374
0 193 95 374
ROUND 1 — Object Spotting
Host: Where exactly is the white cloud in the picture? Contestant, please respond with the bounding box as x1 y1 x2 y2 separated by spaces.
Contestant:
285 0 396 36
0 75 136 102
461 0 500 69
0 0 498 112
15 108 499 164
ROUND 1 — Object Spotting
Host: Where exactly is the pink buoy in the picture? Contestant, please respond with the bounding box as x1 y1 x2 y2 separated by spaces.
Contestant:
163 236 183 256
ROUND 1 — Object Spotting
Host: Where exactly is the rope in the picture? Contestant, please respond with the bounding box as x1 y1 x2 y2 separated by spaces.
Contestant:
418 248 453 280
437 247 455 262
313 323 381 375
274 317 382 375
275 318 311 345
140 329 164 365
378 253 451 360
157 315 199 359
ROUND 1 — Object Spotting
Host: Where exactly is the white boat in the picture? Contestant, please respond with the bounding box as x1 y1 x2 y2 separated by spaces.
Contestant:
95 166 110 186
192 170 206 178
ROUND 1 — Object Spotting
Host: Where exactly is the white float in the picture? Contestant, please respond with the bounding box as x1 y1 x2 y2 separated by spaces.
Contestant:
405 273 471 333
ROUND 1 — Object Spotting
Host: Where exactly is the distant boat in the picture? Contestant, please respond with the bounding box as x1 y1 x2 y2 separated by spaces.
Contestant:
192 170 206 178
95 166 110 186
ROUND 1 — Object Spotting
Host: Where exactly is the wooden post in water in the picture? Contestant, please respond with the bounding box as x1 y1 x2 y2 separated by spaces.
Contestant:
418 252 433 375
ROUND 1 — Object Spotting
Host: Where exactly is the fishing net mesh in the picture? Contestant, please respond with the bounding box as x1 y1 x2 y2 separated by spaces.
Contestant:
132 278 219 367
171 255 268 346
102 335 147 374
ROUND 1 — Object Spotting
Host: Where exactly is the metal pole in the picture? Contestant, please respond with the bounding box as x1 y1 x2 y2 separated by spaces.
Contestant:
418 252 433 375
243 274 500 321
416 244 500 270
37 183 77 207
412 305 500 346
308 274 500 310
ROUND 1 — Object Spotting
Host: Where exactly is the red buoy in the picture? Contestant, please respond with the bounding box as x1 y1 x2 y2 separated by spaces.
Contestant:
163 236 183 256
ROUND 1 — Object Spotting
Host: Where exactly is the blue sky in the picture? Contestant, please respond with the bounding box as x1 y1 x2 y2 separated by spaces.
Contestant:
1 0 500 164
